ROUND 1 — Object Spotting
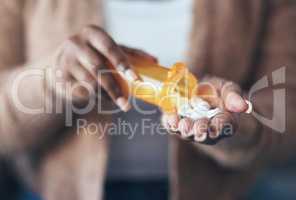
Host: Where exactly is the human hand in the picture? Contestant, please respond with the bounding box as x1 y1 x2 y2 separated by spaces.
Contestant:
50 25 157 111
162 76 250 144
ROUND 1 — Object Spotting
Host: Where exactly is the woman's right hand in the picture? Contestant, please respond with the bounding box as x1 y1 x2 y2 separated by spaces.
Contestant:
50 25 156 112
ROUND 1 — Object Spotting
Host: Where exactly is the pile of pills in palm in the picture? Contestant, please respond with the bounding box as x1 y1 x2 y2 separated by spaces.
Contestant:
177 97 222 120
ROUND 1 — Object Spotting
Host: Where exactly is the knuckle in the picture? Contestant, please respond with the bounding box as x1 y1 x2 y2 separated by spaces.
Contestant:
223 81 241 93
82 25 100 36
88 65 100 77
82 25 107 42
76 79 97 95
102 38 116 53
64 36 84 53
87 79 97 90
75 87 91 99
87 58 102 71
85 50 102 67
105 45 125 65
115 55 126 66
108 51 126 66
76 79 96 93
57 41 80 66
67 35 82 46
82 72 94 82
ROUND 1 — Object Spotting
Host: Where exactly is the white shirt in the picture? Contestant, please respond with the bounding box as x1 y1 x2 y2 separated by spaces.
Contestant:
105 0 193 180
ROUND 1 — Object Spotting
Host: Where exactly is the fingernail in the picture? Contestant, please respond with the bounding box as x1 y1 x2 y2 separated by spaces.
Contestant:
194 132 207 142
116 97 131 112
245 100 253 114
124 68 141 82
226 92 248 112
178 118 193 137
167 114 179 131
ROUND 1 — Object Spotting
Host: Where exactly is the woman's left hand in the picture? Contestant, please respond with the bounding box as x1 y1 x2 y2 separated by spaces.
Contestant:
162 76 249 144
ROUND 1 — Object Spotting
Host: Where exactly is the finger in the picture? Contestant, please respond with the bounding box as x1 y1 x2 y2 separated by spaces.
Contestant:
209 112 236 139
221 82 248 113
64 35 99 83
196 82 219 107
76 44 105 78
120 45 158 63
71 43 130 111
161 114 171 130
70 61 96 84
83 26 141 81
224 92 248 113
163 113 179 131
178 118 194 138
69 62 97 99
192 118 209 142
97 65 131 112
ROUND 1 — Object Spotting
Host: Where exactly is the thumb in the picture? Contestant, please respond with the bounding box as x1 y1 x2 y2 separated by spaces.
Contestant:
224 92 248 113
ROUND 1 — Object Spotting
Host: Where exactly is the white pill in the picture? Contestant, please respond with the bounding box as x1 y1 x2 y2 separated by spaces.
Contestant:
190 112 207 120
206 108 223 118
191 97 211 111
178 103 192 115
